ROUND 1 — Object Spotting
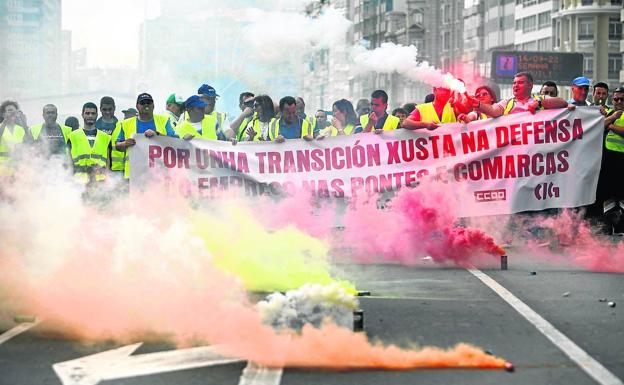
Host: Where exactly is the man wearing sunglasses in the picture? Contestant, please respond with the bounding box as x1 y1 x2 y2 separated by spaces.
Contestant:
115 93 177 180
227 92 255 142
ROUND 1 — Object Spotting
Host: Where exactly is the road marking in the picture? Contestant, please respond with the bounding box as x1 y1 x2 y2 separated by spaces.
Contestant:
467 268 623 385
53 343 244 385
238 362 283 385
0 321 40 346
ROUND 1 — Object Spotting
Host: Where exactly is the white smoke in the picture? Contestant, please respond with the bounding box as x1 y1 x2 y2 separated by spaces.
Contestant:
351 42 466 93
243 7 352 62
257 283 357 332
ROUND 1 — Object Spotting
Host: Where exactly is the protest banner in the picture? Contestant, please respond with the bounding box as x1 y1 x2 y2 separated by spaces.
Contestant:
130 108 603 217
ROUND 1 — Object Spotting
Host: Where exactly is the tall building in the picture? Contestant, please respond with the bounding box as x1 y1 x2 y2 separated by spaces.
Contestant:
552 0 622 89
420 0 464 73
345 0 430 108
514 0 553 52
0 0 63 100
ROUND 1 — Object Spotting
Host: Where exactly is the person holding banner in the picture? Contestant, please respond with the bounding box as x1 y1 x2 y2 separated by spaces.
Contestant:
472 72 570 117
458 85 498 122
317 99 362 139
402 86 456 130
115 93 177 179
599 87 624 233
241 95 276 142
175 95 220 141
267 96 313 143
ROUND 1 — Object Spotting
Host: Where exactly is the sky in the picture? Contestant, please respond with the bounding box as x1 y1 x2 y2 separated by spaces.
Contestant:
62 0 161 68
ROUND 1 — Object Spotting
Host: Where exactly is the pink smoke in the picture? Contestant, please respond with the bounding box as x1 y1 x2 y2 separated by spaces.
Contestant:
530 210 624 273
340 185 504 265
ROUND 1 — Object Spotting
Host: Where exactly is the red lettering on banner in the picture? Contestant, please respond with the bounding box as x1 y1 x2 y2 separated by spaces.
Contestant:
255 152 267 173
442 134 456 157
148 145 162 167
163 147 176 168
572 119 583 139
387 142 400 164
557 150 569 172
331 179 345 198
461 130 490 154
415 138 428 160
283 151 296 173
268 152 281 173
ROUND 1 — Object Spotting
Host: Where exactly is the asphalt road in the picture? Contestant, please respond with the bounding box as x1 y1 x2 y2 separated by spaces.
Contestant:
0 248 622 385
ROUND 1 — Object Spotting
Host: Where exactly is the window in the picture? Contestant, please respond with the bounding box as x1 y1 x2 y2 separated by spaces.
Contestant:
584 53 594 75
443 31 450 50
578 17 594 40
609 17 622 40
581 0 593 4
516 19 521 30
608 54 622 78
524 0 537 6
443 5 451 24
538 11 550 29
612 0 623 5
523 15 537 33
537 37 551 51
522 41 537 51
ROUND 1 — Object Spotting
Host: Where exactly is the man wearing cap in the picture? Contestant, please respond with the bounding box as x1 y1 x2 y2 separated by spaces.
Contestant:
473 72 570 116
182 84 228 140
165 93 184 127
568 77 591 106
122 108 138 120
175 96 220 141
115 93 177 179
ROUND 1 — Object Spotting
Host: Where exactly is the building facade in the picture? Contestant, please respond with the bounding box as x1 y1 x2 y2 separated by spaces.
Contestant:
552 0 622 90
0 0 63 100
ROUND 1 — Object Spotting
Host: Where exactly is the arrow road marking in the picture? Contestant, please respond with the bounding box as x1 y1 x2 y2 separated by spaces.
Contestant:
468 268 623 385
53 343 244 385
0 320 40 346
238 362 283 385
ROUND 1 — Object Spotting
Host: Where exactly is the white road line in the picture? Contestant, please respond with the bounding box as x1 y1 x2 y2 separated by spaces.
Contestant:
238 362 283 385
0 321 40 346
467 268 623 385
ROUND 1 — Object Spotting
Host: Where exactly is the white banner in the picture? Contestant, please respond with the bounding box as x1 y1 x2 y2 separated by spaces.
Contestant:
130 108 604 217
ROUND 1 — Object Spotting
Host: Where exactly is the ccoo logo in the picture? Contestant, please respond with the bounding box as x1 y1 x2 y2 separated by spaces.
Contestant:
474 189 507 202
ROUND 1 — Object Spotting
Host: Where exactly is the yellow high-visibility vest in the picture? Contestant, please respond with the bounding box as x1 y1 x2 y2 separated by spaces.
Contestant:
30 123 71 143
175 116 218 141
321 124 357 136
503 95 543 115
606 114 624 153
267 117 311 140
68 128 111 184
415 102 457 123
359 114 400 130
0 125 26 175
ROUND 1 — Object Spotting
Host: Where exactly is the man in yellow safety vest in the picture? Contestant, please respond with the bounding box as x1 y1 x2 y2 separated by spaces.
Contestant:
361 90 400 133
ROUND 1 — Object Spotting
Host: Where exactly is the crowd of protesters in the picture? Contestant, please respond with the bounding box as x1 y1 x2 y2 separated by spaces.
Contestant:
1 71 623 233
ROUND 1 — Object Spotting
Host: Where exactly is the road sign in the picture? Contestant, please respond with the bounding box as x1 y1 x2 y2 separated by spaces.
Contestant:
491 51 584 84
